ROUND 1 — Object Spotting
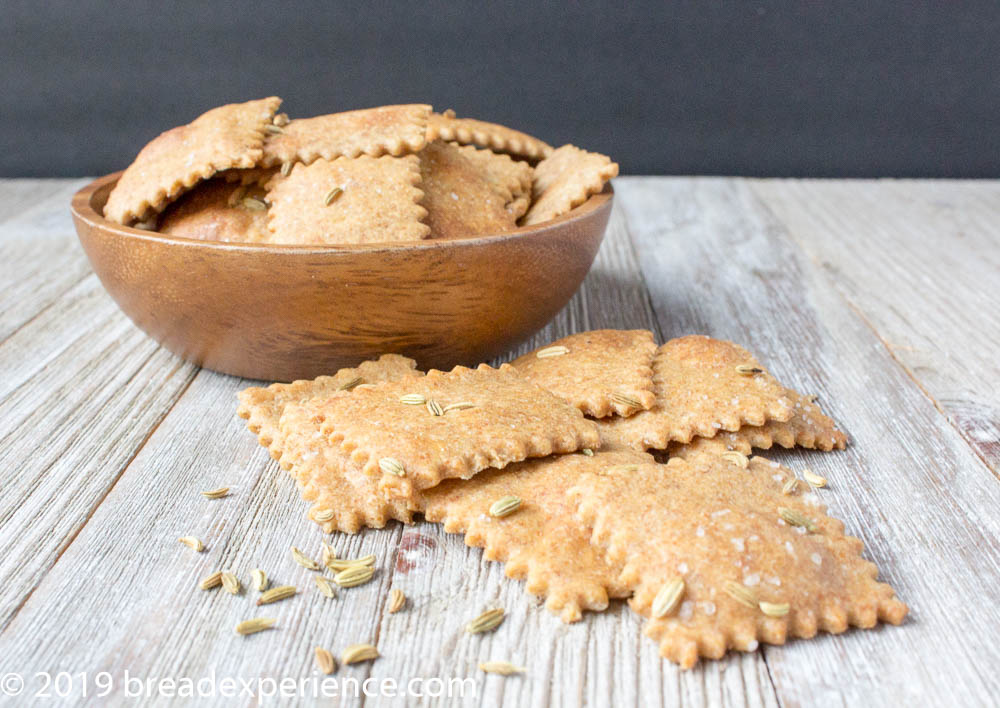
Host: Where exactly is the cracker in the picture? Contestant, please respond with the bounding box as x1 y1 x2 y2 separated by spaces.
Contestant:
418 142 518 239
278 400 414 533
569 453 907 669
597 335 794 449
717 390 848 452
156 178 270 243
510 330 657 417
522 144 618 226
421 448 652 622
265 155 430 245
427 112 553 161
220 167 279 187
261 104 430 167
316 363 601 499
236 353 420 455
453 144 534 219
105 97 281 224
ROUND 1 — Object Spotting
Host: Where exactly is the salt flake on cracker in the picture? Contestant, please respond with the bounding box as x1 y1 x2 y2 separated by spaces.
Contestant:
511 330 657 418
598 335 794 449
569 454 907 669
317 364 601 499
418 142 518 239
421 448 652 622
265 155 430 245
718 389 848 452
427 112 553 161
105 96 281 224
261 104 431 167
522 144 618 226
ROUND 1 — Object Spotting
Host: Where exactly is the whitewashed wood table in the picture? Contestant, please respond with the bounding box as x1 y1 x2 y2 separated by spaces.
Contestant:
0 177 998 707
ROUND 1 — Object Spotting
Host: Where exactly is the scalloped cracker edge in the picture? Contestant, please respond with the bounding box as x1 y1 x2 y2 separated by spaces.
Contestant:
261 104 430 167
511 329 657 417
598 335 794 449
105 97 281 224
265 155 430 245
427 112 552 160
569 453 907 669
317 363 601 499
522 144 618 226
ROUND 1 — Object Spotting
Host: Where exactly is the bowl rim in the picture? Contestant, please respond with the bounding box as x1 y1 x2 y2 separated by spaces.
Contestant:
71 171 614 255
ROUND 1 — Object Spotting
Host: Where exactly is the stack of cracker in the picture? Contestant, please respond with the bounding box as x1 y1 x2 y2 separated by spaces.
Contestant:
238 331 906 669
104 98 617 243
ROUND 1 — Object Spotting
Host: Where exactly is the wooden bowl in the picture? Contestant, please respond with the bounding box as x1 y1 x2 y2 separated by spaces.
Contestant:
71 172 612 381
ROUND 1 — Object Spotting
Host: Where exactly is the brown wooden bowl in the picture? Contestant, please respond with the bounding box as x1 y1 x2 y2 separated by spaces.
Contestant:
71 172 612 381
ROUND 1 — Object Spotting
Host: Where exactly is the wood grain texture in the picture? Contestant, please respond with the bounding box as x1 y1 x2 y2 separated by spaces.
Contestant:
749 179 1000 471
0 178 997 707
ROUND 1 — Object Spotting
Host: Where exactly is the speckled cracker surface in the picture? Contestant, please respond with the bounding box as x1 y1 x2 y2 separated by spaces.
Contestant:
511 330 657 417
105 97 280 224
278 400 414 533
157 178 269 243
522 144 618 225
598 335 794 449
317 364 601 499
236 354 420 455
454 144 534 219
265 155 430 245
418 142 517 238
717 390 848 452
421 448 651 622
261 104 430 167
427 113 552 160
569 453 907 669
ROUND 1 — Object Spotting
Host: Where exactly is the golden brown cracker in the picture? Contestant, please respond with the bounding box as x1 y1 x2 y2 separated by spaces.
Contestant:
510 330 657 417
277 400 414 533
597 335 794 449
220 167 279 187
236 354 420 455
453 143 534 218
718 390 848 452
427 112 553 160
421 448 652 622
418 142 517 239
156 178 270 243
265 155 430 245
261 104 430 167
316 364 601 499
522 144 618 225
104 97 281 224
569 454 907 669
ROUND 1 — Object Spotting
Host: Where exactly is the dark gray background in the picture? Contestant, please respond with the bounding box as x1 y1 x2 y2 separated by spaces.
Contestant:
3 1 998 177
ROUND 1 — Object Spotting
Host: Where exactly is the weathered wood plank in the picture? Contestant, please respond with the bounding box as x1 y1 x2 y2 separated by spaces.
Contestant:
0 204 780 707
615 176 1000 707
749 179 1000 471
0 178 93 341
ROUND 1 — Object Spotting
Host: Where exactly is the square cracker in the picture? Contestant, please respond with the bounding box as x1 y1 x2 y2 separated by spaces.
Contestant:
510 330 657 417
522 144 618 226
265 155 430 245
236 353 420 456
597 335 794 449
316 363 601 499
105 97 281 224
569 450 907 669
156 178 270 243
420 447 652 622
418 142 518 239
427 112 553 160
261 104 431 167
453 144 534 220
277 400 415 533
